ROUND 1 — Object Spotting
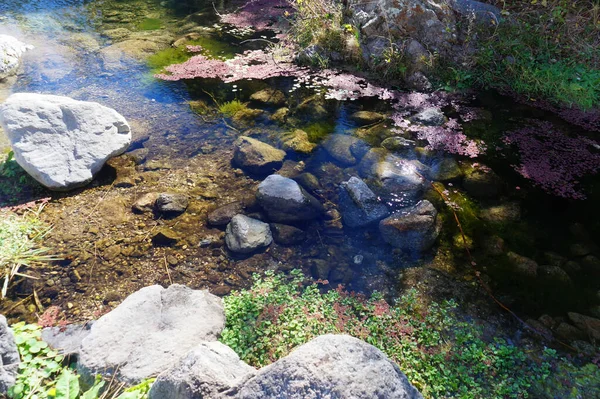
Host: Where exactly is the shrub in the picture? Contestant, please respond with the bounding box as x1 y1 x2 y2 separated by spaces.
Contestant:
220 270 599 398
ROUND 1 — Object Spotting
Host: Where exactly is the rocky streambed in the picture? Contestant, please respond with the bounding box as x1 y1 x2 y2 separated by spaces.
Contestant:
0 0 599 358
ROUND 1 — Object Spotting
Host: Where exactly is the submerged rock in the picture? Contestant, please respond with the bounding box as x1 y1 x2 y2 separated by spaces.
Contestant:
0 35 33 80
323 134 367 165
132 192 159 213
480 202 521 223
155 193 189 215
379 200 440 252
152 228 181 247
256 174 324 223
225 215 273 253
0 315 19 394
270 223 306 245
77 285 225 386
410 108 446 126
281 129 316 154
339 176 389 227
349 110 384 125
232 136 285 175
381 137 416 153
429 158 463 182
228 334 423 399
250 88 286 106
149 342 254 399
0 93 131 190
208 202 244 226
462 165 503 198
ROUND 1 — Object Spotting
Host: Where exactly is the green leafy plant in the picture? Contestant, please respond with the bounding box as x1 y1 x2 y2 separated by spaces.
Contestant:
0 207 58 298
219 100 247 118
0 151 44 204
220 270 600 398
8 322 153 399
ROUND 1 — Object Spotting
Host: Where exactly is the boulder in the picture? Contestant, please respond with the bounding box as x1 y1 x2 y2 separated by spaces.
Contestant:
359 149 426 207
410 108 446 126
0 315 19 394
155 193 189 215
270 223 306 245
208 202 245 226
77 285 225 386
228 334 423 399
462 165 503 198
567 313 600 341
480 202 521 223
339 177 389 227
281 129 316 154
225 215 273 254
323 134 367 166
379 200 440 252
381 137 416 153
232 136 285 175
0 93 131 190
429 158 463 182
41 323 93 358
250 88 286 106
0 35 33 80
449 0 501 25
256 174 323 223
149 342 254 399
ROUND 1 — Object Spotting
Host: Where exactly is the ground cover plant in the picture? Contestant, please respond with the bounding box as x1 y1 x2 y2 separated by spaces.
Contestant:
220 270 600 399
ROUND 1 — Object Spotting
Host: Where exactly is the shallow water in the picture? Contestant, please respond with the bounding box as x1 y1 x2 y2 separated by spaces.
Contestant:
1 0 599 326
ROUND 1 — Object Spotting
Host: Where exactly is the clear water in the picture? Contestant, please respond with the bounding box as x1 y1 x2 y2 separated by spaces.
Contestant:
1 0 599 321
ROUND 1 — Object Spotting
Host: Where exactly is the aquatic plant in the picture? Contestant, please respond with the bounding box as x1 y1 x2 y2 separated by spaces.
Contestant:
220 270 599 398
220 0 292 31
138 18 162 31
219 100 247 117
502 120 600 199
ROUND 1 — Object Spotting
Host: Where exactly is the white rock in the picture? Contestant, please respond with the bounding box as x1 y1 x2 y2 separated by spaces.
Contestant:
0 35 33 80
0 93 131 190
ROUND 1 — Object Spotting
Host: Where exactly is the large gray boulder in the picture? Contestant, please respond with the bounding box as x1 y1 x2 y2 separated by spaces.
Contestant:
149 342 254 399
379 200 440 253
0 35 33 80
0 315 19 394
41 323 93 359
322 134 367 166
232 136 285 175
227 334 423 399
256 174 323 223
339 176 389 227
225 215 273 253
0 93 131 190
77 285 225 386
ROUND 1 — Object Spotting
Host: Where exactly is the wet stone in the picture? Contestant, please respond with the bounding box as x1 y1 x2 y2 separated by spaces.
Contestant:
323 134 367 166
132 193 158 214
507 252 538 278
379 200 440 253
256 174 324 223
250 88 286 106
410 107 446 126
233 136 286 175
152 228 180 247
539 265 572 285
225 215 273 254
380 137 416 153
429 158 463 182
270 223 306 245
349 111 384 125
207 202 245 226
294 173 321 193
270 107 289 124
567 312 600 340
281 129 316 154
339 177 389 227
480 202 521 223
462 166 503 198
155 193 189 215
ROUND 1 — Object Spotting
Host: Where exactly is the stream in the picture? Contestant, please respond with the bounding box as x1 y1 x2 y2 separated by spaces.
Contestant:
0 0 599 343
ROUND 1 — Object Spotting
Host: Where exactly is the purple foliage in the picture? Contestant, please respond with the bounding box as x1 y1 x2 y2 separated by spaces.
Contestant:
503 120 600 199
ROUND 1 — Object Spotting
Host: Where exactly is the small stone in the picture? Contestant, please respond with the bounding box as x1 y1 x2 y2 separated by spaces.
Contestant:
270 224 306 245
310 259 331 280
349 111 384 126
339 176 389 227
225 215 273 253
481 235 505 255
380 137 416 153
207 202 244 226
281 129 316 154
506 252 538 278
323 134 366 166
539 265 571 285
410 108 446 126
232 136 285 175
480 202 521 223
103 245 121 261
379 200 440 253
462 165 503 198
250 88 286 106
270 107 289 124
256 174 323 223
155 193 189 215
294 173 321 193
152 228 180 247
104 291 121 303
554 322 584 341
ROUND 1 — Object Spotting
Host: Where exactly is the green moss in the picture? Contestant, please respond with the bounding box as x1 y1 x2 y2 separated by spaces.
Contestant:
303 121 335 143
219 100 247 118
138 17 162 31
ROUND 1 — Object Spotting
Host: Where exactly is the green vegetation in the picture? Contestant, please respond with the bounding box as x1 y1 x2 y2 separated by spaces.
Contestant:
0 207 57 299
302 121 335 142
218 100 247 117
138 18 162 31
9 323 153 399
220 270 600 398
0 151 44 205
444 0 600 109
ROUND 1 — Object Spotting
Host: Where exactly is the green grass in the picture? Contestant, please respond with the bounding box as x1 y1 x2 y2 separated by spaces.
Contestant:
220 270 600 398
0 207 57 299
218 100 247 117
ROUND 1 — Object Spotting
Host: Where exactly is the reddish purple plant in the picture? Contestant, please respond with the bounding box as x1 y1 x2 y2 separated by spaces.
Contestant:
220 0 292 31
502 120 600 199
